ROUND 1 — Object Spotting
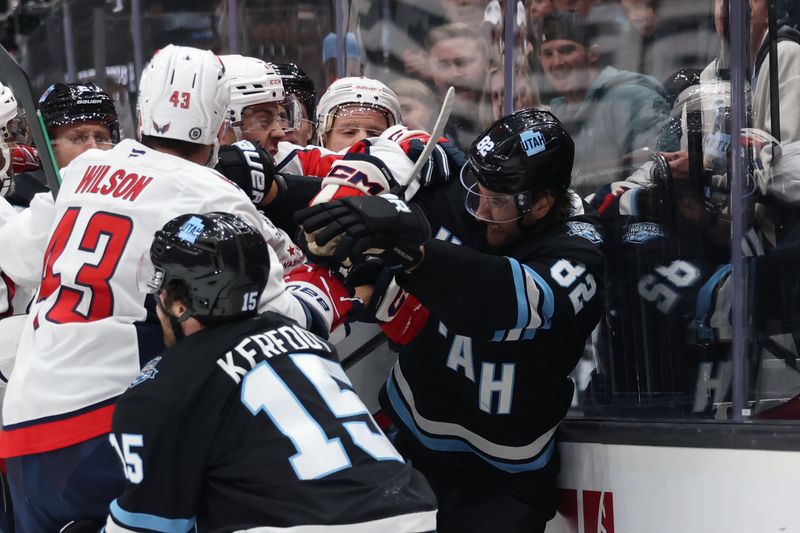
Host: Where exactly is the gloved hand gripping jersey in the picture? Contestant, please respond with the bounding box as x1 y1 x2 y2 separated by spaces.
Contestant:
215 140 280 205
295 194 431 273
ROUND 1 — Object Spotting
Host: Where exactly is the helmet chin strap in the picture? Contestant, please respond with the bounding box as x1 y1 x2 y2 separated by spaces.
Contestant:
157 297 192 342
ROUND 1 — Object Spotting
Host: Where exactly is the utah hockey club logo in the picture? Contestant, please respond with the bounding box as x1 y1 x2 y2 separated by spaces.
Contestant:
558 488 615 533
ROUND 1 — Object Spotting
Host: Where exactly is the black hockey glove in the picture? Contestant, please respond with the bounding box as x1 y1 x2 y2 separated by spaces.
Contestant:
403 137 466 190
343 256 396 322
295 194 431 273
215 140 278 206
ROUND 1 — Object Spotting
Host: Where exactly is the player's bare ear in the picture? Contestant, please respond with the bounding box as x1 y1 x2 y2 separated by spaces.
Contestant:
530 192 556 221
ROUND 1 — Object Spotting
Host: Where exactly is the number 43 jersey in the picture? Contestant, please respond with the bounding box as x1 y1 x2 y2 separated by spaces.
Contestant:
0 140 309 458
106 312 437 533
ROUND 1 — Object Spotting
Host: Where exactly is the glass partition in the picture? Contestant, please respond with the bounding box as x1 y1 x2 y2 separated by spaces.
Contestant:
9 0 800 425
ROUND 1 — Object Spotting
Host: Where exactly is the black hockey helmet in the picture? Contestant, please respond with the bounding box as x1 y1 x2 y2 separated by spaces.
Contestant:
463 106 573 190
662 68 702 109
273 63 316 121
145 212 271 324
460 109 574 222
38 82 120 141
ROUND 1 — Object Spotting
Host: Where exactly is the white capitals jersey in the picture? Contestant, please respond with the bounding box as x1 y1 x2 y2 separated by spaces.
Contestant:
273 126 415 182
0 196 31 319
0 139 311 458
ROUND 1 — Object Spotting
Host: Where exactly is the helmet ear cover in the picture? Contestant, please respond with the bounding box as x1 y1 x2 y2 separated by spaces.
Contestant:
516 191 531 215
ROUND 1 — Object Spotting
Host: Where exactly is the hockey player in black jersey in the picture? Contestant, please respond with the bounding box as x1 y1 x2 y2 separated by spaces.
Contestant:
105 212 437 532
587 150 737 416
296 109 605 533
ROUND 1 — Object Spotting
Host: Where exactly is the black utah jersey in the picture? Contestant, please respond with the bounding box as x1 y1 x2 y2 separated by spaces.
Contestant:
105 312 437 533
589 186 734 416
382 179 605 473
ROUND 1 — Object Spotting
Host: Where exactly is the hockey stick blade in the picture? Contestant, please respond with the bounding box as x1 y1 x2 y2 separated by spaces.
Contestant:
0 44 62 198
400 86 455 201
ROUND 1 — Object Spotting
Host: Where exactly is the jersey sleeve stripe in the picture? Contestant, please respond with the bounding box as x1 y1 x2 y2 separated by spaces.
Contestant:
492 259 554 342
509 258 530 330
619 187 641 216
522 264 554 330
109 499 195 533
694 264 732 342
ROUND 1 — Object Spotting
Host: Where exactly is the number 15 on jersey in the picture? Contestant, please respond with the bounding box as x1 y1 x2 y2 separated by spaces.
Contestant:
242 354 403 480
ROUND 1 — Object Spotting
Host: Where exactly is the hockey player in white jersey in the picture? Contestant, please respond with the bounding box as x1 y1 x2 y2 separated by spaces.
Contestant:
220 54 302 156
0 44 342 531
271 76 405 179
315 76 401 152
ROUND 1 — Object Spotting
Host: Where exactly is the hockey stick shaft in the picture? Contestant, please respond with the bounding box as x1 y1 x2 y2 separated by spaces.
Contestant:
0 44 62 197
400 86 455 201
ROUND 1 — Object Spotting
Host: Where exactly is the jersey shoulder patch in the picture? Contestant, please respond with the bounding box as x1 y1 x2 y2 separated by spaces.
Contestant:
623 221 666 244
130 356 162 388
566 221 603 244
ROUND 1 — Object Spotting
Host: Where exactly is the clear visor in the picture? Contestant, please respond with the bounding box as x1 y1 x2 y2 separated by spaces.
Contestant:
5 106 33 145
279 94 303 132
241 95 302 133
460 164 524 223
325 103 393 138
136 250 165 295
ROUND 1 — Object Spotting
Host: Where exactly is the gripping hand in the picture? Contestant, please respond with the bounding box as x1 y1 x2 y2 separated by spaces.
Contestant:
215 140 276 206
295 194 430 272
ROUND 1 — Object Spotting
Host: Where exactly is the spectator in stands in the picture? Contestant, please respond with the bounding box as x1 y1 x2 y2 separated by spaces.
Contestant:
322 32 365 88
747 0 800 143
539 11 670 196
528 0 556 40
480 61 543 129
553 0 596 16
428 22 492 149
441 0 491 27
392 78 440 132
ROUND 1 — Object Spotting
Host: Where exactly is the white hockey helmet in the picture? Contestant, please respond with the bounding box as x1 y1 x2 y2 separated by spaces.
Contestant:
137 44 230 146
220 55 284 123
316 76 402 146
220 54 304 140
0 81 17 137
0 82 17 193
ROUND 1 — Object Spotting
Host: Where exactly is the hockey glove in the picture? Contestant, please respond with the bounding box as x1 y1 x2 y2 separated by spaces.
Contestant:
215 140 278 206
295 194 430 273
309 153 398 205
343 256 396 322
285 263 358 335
402 136 466 192
11 144 40 174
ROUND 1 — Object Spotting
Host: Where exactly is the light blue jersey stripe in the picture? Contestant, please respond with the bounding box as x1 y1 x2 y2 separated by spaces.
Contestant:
110 500 195 533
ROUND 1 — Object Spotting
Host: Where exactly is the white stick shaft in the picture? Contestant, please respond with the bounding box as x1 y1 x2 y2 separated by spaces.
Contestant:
402 86 456 201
